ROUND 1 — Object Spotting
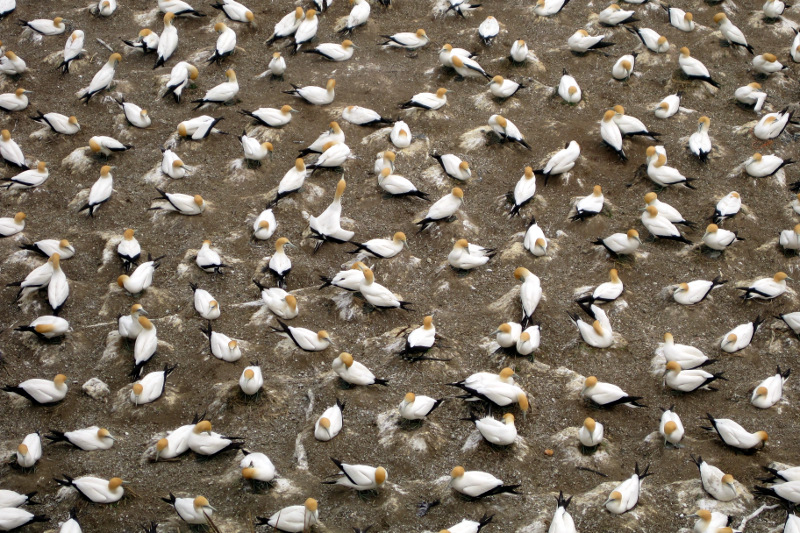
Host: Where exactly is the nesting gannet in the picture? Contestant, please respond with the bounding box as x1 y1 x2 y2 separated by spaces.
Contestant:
689 116 712 161
0 507 50 531
514 267 541 327
721 318 762 353
31 111 80 135
304 39 355 62
356 266 411 309
763 0 787 17
569 302 613 348
516 326 541 356
9 257 53 300
611 53 636 80
378 168 428 200
548 493 576 533
448 239 495 270
753 53 786 75
192 69 238 109
735 82 767 111
131 369 168 410
21 237 75 260
271 320 331 351
571 185 604 220
569 29 614 53
340 0 369 33
239 364 264 396
342 105 392 126
293 9 319 52
390 121 412 148
240 452 275 483
702 224 741 251
664 5 694 31
534 141 580 186
2 374 67 405
509 40 528 63
679 48 720 87
738 272 789 300
349 232 407 259
673 277 726 305
713 13 753 54
582 376 645 407
163 62 199 103
194 240 225 274
314 399 344 441
188 283 219 320
119 304 147 340
187 420 242 456
46 253 68 314
450 467 520 499
162 495 214 525
399 392 443 420
123 28 160 54
494 323 522 349
15 315 69 339
88 136 132 157
60 30 84 73
118 256 162 294
323 459 387 491
400 87 448 110
416 187 463 230
655 93 680 118
704 414 767 451
309 178 354 247
200 321 241 362
594 229 640 256
754 109 794 140
45 427 114 451
256 499 318 533
381 29 429 49
478 16 499 45
150 189 205 215
488 114 530 149
16 433 42 469
0 211 24 237
449 371 529 410
627 26 668 53
754 483 800 506
0 129 27 168
534 0 569 16
489 75 524 99
557 70 582 104
712 192 740 224
0 87 29 111
600 110 626 160
746 153 793 178
579 417 604 451
586 268 623 303
159 0 206 16
751 367 790 408
659 333 714 369
605 464 652 514
780 224 800 251
19 17 66 35
599 4 638 25
659 408 684 446
284 78 336 106
253 281 298 320
664 361 725 392
509 167 538 217
208 22 236 64
53 476 125 504
642 206 692 243
469 413 517 446
78 165 113 217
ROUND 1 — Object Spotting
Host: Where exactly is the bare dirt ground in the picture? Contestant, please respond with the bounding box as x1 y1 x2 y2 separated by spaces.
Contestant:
1 0 800 531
